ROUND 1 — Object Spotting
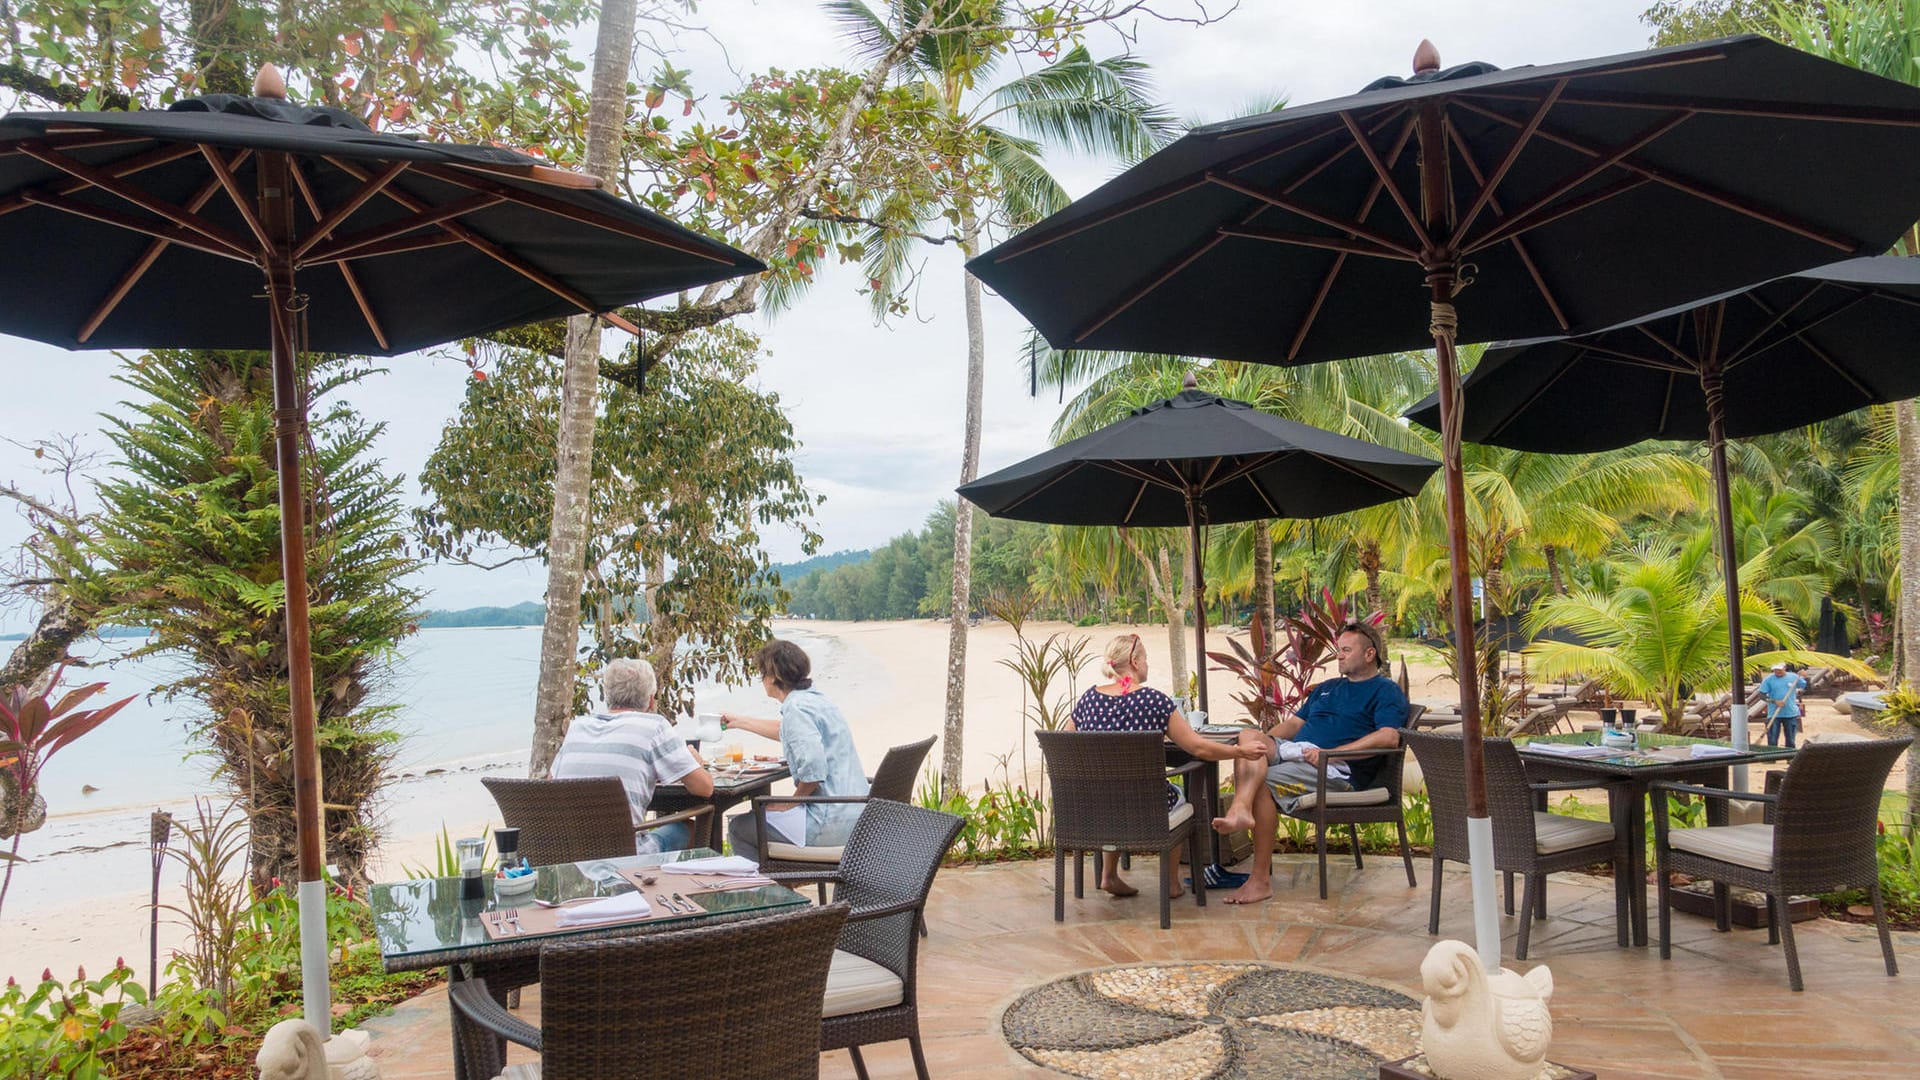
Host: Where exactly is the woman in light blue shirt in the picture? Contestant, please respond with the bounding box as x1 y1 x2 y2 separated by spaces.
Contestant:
721 640 870 862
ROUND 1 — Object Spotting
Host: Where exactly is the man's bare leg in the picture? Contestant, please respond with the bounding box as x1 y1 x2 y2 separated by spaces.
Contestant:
1212 730 1272 834
1099 850 1137 897
1223 786 1278 904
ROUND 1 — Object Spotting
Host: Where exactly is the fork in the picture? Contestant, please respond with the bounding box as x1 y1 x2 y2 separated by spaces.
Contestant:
507 909 525 935
672 892 699 914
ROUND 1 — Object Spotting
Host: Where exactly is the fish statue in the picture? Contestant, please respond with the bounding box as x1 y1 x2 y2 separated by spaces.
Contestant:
1419 940 1554 1080
256 1020 380 1080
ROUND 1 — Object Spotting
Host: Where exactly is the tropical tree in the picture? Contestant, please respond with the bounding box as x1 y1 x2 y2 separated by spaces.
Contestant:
827 0 1178 795
1524 543 1869 732
88 350 421 888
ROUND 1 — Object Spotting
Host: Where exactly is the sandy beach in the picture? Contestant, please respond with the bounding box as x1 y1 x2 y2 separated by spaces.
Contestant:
0 616 1890 988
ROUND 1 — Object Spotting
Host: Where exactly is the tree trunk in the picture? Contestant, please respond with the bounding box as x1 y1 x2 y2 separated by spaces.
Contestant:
941 211 986 797
0 593 89 701
1898 397 1920 831
1252 522 1274 643
1544 543 1567 596
1120 530 1188 698
529 0 636 777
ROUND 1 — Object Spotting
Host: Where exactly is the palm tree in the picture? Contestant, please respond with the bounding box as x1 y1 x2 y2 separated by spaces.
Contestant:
1770 0 1920 686
829 1 1176 793
1524 543 1869 732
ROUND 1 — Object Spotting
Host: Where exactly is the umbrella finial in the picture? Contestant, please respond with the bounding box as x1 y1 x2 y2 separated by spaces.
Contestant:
1182 371 1199 391
254 63 288 100
1413 40 1442 75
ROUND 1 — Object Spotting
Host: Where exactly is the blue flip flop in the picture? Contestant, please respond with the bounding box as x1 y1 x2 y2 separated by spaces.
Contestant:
1185 864 1250 890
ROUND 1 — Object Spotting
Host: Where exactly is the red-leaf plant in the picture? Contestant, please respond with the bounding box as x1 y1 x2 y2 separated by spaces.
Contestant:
1206 589 1385 732
0 667 135 915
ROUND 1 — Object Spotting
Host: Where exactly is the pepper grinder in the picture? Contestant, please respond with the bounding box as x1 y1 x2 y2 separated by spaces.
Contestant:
456 836 487 900
494 827 521 871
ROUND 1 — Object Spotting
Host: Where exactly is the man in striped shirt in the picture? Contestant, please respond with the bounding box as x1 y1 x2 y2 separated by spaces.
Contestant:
551 658 714 852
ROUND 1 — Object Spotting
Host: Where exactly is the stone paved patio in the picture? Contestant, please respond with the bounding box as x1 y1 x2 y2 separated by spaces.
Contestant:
361 853 1920 1078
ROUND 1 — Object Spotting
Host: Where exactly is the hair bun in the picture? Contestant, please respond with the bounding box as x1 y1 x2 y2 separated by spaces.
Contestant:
794 677 814 690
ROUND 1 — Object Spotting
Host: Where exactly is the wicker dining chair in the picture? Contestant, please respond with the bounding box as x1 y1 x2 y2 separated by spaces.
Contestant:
481 775 715 865
1403 730 1631 959
751 735 937 895
1653 736 1911 991
448 902 849 1080
815 799 964 1080
1275 744 1418 900
1035 730 1207 930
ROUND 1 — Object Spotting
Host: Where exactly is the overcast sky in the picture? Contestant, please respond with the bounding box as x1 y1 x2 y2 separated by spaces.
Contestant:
0 0 1663 628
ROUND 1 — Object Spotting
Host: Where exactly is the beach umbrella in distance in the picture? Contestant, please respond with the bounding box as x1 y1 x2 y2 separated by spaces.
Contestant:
968 33 1920 971
0 68 762 1037
957 374 1439 713
1406 254 1920 750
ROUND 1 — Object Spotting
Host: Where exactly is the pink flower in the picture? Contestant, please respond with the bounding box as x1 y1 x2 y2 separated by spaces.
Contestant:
41 968 52 982
75 965 84 980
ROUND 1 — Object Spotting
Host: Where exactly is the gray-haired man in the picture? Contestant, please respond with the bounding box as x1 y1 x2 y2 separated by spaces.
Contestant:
551 658 714 851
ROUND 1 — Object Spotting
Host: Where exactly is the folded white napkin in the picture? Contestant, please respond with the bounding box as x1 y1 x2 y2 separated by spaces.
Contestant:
659 854 762 876
1689 743 1741 758
1526 741 1614 758
554 891 652 926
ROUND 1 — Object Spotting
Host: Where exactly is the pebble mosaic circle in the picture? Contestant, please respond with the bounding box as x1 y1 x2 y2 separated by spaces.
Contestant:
1001 962 1423 1079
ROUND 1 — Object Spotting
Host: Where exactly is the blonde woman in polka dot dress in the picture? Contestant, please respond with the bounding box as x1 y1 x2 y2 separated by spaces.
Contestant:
1068 633 1267 900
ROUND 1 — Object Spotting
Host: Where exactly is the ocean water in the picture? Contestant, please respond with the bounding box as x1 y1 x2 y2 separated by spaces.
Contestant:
28 623 833 837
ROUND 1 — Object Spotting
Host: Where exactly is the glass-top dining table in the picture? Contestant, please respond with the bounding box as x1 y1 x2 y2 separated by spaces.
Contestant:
372 848 811 1079
1517 731 1797 946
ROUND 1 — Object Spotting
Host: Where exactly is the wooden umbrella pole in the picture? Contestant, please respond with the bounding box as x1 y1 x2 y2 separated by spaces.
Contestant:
1701 360 1751 783
1186 488 1209 714
259 147 331 1036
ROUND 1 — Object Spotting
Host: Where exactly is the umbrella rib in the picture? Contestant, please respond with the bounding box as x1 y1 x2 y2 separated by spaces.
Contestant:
198 144 272 253
327 156 640 334
1205 171 1418 258
1214 225 1404 260
300 194 508 264
20 188 254 263
291 161 410 260
1444 118 1569 331
1451 102 1860 252
1658 372 1677 436
1122 476 1152 525
1452 79 1567 245
1337 111 1431 253
443 159 604 190
1287 116 1420 360
1458 108 1687 252
989 461 1099 517
1481 349 1589 444
1203 451 1286 493
1732 288 1877 399
1487 89 1920 129
1719 280 1829 369
1070 232 1227 343
287 161 390 352
307 230 467 262
0 142 201 219
410 163 738 265
76 161 240 344
17 142 257 260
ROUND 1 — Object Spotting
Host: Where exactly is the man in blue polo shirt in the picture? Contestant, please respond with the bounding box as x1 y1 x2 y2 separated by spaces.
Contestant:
1212 621 1409 905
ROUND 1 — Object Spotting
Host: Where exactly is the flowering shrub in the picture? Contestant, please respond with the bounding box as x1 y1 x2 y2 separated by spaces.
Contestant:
0 960 144 1079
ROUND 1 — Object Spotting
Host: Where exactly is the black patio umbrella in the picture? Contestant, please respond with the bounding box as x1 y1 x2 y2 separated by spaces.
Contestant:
1405 254 1920 749
956 379 1439 712
967 33 1920 970
0 73 762 1034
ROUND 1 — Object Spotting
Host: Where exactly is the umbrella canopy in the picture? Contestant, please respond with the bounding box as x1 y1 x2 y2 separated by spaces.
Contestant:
967 34 1920 971
0 94 760 353
958 384 1439 710
1404 256 1920 450
1404 254 1920 746
0 81 762 1036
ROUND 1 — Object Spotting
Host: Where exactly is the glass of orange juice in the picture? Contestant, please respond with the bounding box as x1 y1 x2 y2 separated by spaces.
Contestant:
727 742 745 764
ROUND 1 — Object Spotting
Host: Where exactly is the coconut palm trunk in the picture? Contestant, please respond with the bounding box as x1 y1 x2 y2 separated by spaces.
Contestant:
940 210 987 796
528 0 636 775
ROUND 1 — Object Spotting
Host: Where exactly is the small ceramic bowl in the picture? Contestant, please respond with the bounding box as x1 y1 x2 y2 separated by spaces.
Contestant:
493 872 538 902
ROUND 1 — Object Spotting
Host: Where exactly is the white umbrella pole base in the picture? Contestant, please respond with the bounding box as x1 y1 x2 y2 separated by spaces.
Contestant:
1418 939 1556 1080
257 1021 382 1079
1466 815 1501 973
299 878 332 1037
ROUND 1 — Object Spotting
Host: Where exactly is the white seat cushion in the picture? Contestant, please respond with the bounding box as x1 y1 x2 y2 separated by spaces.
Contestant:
499 1065 539 1080
822 949 904 1018
765 842 844 862
1532 812 1614 854
1290 787 1392 810
1669 823 1774 871
1169 802 1195 829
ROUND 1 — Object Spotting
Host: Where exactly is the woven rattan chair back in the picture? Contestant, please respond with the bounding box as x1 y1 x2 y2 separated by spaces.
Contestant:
1035 730 1173 850
868 736 937 803
833 800 964 984
482 776 637 865
534 902 848 1080
1772 737 1910 891
1402 731 1540 865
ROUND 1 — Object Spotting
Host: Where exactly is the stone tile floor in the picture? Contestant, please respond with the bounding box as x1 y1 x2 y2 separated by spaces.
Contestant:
362 854 1920 1078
